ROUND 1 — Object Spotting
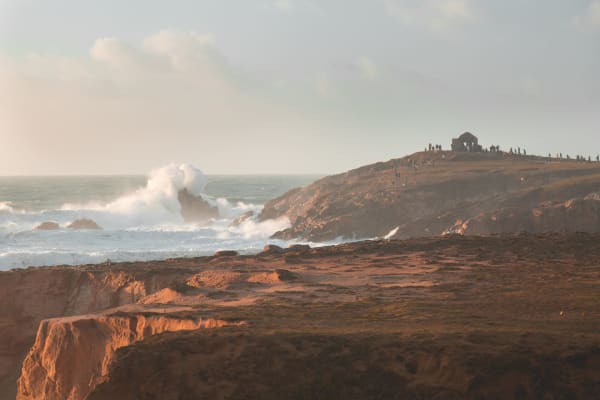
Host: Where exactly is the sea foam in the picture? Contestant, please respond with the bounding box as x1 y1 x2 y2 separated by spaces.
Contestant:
0 163 298 269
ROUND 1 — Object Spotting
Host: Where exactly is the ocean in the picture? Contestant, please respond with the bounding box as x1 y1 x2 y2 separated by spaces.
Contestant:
0 164 322 270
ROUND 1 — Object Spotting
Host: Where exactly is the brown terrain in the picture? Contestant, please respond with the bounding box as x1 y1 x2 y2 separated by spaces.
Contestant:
259 151 600 241
1 233 600 399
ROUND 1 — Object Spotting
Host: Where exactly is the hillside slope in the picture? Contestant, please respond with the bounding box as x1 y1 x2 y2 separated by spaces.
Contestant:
259 151 600 241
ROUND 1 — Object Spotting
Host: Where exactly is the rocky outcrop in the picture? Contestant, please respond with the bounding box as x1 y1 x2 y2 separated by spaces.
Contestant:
213 250 238 257
445 195 600 235
34 222 60 230
259 151 600 240
0 264 195 398
261 244 284 254
17 313 240 400
67 219 102 230
177 189 219 223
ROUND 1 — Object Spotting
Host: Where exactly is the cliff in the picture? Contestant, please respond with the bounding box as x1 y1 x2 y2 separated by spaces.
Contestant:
446 194 600 235
259 151 600 240
0 261 201 398
17 313 240 400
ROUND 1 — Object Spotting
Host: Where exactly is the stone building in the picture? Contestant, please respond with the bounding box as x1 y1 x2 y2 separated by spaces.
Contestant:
451 132 483 152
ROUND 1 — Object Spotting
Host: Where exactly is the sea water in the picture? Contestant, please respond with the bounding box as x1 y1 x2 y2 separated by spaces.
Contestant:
0 164 321 270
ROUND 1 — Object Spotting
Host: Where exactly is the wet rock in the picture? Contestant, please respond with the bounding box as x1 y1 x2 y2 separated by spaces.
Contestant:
178 189 219 223
261 244 284 254
213 250 239 257
34 222 60 230
230 211 255 227
67 219 102 230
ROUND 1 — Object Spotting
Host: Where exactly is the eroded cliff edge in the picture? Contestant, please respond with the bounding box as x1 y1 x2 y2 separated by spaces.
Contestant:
0 260 207 398
17 313 239 400
259 151 600 240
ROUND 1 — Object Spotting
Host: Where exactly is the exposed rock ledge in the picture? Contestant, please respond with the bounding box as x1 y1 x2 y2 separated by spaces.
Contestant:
17 312 241 400
445 195 600 235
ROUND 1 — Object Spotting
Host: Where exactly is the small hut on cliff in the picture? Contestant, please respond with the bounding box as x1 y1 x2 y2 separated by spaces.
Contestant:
451 132 483 152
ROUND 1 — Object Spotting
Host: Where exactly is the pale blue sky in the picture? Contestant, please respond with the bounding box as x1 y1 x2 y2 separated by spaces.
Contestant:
1 0 599 174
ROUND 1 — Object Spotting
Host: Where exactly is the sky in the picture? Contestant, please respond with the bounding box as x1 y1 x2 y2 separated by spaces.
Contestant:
0 0 599 175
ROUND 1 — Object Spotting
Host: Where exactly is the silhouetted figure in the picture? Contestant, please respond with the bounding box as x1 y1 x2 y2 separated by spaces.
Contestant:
597 155 599 162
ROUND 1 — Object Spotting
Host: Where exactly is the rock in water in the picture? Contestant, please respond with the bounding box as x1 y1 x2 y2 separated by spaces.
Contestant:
230 211 255 227
178 189 219 223
214 250 239 257
35 222 60 230
67 219 102 230
261 244 284 254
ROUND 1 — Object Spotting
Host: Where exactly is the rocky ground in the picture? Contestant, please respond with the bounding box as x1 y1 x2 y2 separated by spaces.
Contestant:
259 151 600 241
2 233 600 399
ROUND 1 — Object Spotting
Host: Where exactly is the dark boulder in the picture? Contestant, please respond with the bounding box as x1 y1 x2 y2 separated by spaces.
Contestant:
178 189 219 223
230 211 255 227
67 219 102 230
214 250 239 257
35 222 60 230
261 244 284 254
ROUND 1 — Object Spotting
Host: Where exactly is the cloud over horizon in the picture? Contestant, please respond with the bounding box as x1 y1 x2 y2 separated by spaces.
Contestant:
383 0 480 32
574 0 600 31
0 2 599 175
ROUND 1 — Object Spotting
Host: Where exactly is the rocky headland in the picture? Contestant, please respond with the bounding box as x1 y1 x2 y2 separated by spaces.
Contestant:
2 233 600 399
259 151 600 241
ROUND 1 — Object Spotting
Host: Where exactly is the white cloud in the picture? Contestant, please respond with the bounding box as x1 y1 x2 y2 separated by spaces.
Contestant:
272 0 294 13
574 0 600 31
0 30 315 174
143 30 217 68
90 37 137 67
314 73 335 97
384 0 479 31
355 57 378 80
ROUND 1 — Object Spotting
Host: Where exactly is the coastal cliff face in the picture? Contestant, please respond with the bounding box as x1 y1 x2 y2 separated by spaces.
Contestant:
17 314 238 400
446 195 600 235
259 151 600 240
0 263 197 398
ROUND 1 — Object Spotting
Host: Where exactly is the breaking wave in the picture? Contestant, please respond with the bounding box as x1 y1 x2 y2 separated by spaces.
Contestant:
0 163 295 269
